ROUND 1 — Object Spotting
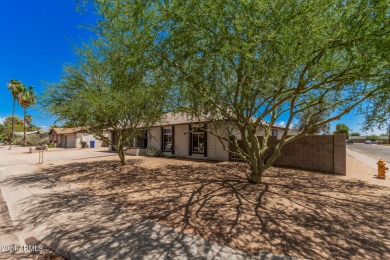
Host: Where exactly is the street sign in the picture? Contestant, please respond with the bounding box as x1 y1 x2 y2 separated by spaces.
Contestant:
35 146 46 151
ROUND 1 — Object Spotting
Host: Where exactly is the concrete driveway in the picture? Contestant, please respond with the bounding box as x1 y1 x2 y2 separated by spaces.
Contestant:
347 143 390 163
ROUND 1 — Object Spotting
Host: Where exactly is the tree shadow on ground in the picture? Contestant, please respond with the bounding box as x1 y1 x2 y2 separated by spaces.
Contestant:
6 159 390 259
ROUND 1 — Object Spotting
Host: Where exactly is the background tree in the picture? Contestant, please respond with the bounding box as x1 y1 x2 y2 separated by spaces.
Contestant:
294 104 331 135
334 124 350 139
18 86 37 146
0 116 24 142
92 0 389 183
351 132 361 136
42 41 166 165
6 79 24 148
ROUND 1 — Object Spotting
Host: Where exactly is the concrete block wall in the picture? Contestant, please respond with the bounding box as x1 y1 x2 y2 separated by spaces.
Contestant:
231 134 346 175
333 134 347 175
271 134 346 175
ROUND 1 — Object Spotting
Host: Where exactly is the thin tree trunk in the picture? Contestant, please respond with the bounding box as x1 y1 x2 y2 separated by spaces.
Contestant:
9 98 16 150
118 148 126 166
116 140 126 166
23 108 27 147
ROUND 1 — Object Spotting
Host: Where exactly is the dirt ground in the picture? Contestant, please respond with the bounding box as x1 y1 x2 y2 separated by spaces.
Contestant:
33 154 390 260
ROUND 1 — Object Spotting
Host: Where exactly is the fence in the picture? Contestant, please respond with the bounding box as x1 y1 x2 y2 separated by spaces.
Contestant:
230 134 346 175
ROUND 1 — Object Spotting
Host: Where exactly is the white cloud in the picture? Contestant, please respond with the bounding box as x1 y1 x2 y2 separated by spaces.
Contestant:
0 117 4 124
39 125 48 130
278 121 286 127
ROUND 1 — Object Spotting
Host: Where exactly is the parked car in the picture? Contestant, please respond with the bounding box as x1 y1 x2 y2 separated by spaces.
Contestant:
346 140 353 144
365 140 372 144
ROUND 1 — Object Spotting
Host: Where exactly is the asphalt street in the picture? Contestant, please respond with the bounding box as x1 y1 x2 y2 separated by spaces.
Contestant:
347 143 390 163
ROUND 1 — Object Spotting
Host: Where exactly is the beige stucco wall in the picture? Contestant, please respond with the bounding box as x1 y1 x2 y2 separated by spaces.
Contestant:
148 125 229 161
75 131 110 148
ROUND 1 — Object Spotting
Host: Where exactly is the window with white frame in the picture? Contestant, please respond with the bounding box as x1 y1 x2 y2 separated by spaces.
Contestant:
272 129 278 137
192 132 205 153
163 128 173 151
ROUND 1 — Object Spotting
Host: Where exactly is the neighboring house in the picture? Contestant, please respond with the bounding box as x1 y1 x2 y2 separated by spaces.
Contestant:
14 129 48 139
48 128 110 148
351 136 366 143
128 112 286 161
351 135 389 144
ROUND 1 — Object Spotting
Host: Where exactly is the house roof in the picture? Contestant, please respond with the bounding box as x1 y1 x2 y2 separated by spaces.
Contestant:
156 112 286 129
14 131 39 136
49 127 85 135
38 129 47 134
351 135 389 140
158 112 205 126
351 136 366 140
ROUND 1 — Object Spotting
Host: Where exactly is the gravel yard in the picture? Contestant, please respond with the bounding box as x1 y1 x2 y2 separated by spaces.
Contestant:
28 156 390 259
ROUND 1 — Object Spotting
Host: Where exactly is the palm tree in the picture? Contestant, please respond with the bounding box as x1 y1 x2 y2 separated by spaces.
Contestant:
6 79 24 149
18 86 37 146
25 115 33 131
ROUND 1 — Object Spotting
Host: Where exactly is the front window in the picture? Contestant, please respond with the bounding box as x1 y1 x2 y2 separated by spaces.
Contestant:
163 128 172 151
272 130 278 137
192 132 205 153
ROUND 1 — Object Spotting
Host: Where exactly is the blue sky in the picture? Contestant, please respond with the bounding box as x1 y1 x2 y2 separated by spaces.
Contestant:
0 1 385 135
0 1 97 129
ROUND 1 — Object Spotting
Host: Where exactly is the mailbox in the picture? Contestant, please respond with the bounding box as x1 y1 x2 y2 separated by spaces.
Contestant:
36 146 45 164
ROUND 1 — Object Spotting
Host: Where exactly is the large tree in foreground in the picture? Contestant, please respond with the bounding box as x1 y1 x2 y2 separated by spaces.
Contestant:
92 0 389 182
92 0 388 182
360 78 390 143
42 42 166 165
294 103 331 135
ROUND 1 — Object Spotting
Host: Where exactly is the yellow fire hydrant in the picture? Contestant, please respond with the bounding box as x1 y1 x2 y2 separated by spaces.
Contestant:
377 159 389 179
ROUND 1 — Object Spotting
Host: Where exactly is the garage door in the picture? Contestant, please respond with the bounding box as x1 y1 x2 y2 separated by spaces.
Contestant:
66 135 75 148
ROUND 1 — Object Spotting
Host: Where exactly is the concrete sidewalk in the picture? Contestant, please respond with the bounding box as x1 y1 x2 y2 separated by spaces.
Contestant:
346 148 379 169
0 147 291 260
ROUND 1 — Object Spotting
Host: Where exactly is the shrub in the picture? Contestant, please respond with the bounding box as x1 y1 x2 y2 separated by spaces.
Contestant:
14 135 49 146
144 146 162 157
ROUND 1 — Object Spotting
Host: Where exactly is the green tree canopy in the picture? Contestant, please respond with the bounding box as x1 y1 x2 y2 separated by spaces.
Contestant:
0 116 24 141
294 104 331 135
42 41 167 165
334 124 350 139
89 0 389 183
360 78 390 132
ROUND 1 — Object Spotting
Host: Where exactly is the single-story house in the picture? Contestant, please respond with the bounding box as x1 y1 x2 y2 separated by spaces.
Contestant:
351 135 390 144
14 129 48 139
125 112 286 161
350 136 366 143
48 128 110 148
